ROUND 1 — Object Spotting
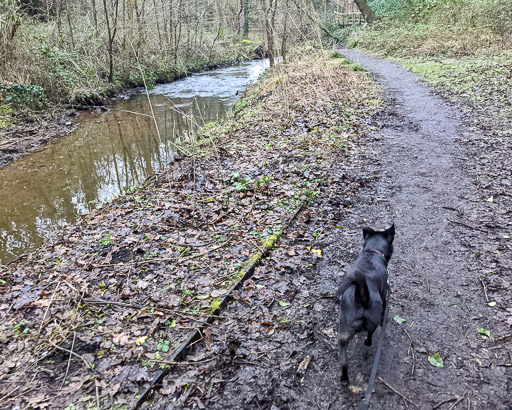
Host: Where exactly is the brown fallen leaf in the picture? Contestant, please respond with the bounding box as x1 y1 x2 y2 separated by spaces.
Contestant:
349 385 362 394
297 354 312 375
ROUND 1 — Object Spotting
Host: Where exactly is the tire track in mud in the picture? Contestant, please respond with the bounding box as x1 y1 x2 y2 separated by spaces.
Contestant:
149 50 511 409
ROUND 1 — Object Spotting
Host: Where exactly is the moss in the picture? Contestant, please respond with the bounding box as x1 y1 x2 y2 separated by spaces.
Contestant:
0 103 14 130
260 234 278 249
207 297 221 314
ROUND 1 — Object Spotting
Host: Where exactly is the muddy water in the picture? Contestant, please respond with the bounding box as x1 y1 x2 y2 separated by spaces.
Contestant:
0 60 269 264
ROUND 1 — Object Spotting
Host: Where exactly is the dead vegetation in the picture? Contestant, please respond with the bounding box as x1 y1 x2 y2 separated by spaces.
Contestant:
0 49 380 408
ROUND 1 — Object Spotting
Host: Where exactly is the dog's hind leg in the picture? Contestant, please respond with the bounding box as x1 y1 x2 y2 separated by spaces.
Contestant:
364 329 374 346
339 343 349 383
338 335 350 383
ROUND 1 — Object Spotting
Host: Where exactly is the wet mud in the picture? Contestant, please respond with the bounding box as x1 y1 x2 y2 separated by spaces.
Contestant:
0 110 76 170
150 50 512 409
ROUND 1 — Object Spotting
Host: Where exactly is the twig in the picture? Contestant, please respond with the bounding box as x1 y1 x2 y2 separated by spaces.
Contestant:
434 396 459 409
61 331 77 388
312 294 335 304
188 336 204 348
248 237 265 253
442 206 463 216
0 385 20 404
95 382 101 409
177 235 234 263
211 211 231 225
148 357 215 366
449 396 464 410
378 377 417 407
233 359 263 367
1 387 35 404
35 281 61 345
477 276 489 303
447 218 488 233
48 340 93 370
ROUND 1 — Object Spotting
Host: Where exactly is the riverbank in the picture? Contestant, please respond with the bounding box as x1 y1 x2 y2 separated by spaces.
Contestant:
0 50 263 171
0 59 270 266
153 48 511 409
0 48 381 408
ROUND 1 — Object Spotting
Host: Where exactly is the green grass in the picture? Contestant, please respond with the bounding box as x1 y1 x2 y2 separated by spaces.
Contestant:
344 0 512 134
0 103 13 130
400 52 512 132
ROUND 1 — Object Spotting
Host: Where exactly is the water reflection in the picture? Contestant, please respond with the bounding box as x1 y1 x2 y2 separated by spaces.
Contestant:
0 59 269 264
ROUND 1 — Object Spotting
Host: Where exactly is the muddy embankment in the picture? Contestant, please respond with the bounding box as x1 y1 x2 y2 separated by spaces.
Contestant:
0 50 380 408
147 49 512 409
0 53 265 171
0 60 269 266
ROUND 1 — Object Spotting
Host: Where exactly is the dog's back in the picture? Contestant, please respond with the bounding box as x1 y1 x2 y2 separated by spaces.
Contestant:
337 262 387 336
337 225 394 382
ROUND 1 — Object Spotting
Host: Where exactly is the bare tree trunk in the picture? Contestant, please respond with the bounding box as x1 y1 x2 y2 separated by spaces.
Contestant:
91 0 98 29
152 0 163 45
103 0 120 82
56 0 64 41
281 0 289 62
353 0 376 23
242 0 249 38
208 24 222 62
261 0 277 66
67 10 75 48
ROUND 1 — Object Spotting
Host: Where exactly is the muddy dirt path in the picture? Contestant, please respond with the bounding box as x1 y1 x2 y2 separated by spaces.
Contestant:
148 50 511 409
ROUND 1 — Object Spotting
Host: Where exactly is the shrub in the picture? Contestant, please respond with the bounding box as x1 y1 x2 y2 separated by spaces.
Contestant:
0 83 47 110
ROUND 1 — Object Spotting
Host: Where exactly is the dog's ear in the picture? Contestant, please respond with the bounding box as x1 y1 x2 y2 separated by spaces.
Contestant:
363 227 374 240
384 224 395 239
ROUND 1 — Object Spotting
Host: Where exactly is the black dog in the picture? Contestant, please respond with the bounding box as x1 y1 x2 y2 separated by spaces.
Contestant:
337 224 394 383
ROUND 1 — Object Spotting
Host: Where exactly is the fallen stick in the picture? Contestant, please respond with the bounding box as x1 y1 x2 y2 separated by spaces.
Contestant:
378 377 417 408
148 357 215 366
61 331 77 388
447 218 488 233
477 275 489 303
449 396 464 410
433 396 459 409
48 340 93 370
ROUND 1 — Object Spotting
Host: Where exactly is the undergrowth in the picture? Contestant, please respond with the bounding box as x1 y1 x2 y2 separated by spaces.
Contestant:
402 52 512 133
349 0 512 57
344 0 512 134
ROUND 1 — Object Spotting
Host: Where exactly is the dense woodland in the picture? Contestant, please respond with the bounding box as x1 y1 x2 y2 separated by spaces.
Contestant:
0 0 356 108
1 0 510 116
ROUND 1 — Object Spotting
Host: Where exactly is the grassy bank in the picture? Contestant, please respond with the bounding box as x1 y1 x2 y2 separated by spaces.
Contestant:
0 49 381 408
346 0 512 133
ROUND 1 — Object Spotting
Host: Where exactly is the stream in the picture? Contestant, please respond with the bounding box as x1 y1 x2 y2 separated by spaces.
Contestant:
0 59 269 265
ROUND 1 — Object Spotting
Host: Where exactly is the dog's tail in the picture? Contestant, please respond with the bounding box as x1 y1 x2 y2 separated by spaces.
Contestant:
336 271 370 307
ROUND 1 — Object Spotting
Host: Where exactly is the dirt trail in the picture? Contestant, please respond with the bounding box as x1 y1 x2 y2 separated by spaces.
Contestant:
150 50 511 409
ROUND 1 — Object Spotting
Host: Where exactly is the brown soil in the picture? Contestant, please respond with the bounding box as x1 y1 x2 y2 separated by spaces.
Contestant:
146 50 512 409
0 110 78 169
0 50 510 409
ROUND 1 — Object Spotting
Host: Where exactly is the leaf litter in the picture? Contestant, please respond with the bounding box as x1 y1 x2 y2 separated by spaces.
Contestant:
149 49 512 409
0 50 380 408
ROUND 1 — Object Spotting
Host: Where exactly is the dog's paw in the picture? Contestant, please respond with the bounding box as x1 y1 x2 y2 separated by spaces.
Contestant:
340 367 349 384
364 337 372 346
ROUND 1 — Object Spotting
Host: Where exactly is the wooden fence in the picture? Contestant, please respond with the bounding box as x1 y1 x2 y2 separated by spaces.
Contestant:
334 12 366 27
